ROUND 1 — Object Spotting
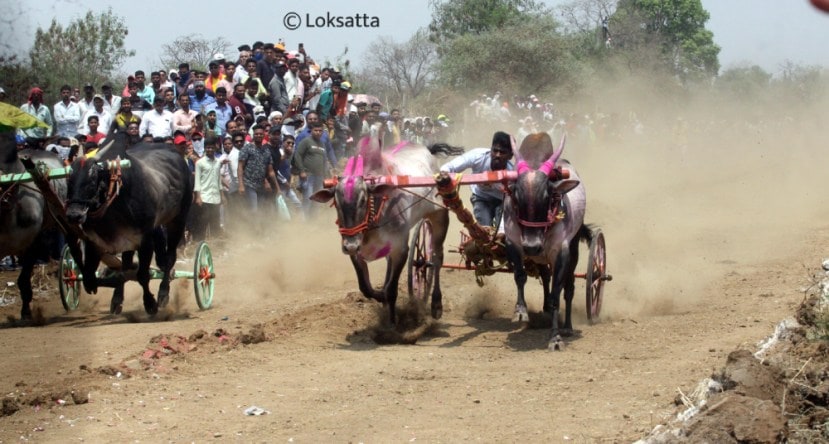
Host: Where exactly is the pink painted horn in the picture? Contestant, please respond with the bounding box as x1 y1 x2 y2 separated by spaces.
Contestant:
539 134 567 176
354 155 364 176
343 156 356 176
516 160 530 174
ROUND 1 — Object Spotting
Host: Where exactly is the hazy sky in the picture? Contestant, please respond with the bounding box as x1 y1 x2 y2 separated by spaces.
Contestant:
4 0 829 78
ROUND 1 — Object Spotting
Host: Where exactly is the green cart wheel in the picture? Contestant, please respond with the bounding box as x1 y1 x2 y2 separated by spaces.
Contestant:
193 241 215 309
59 244 82 311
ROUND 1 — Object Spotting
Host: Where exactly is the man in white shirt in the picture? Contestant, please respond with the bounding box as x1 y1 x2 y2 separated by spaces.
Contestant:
53 84 81 137
79 95 114 135
139 96 174 139
101 83 121 113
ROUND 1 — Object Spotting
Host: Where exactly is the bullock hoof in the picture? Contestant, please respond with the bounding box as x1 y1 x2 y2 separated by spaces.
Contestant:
431 305 443 320
143 296 158 316
560 327 574 337
548 335 564 351
512 305 530 323
110 302 123 315
20 305 32 321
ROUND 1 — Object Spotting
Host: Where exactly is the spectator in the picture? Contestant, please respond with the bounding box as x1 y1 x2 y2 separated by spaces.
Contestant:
134 70 155 106
101 83 121 113
79 95 113 135
85 115 106 145
114 99 141 132
19 87 53 139
53 84 81 137
78 83 95 116
192 136 224 242
189 80 216 113
294 121 331 218
205 87 233 135
228 83 252 126
237 125 280 218
173 94 199 136
139 96 174 139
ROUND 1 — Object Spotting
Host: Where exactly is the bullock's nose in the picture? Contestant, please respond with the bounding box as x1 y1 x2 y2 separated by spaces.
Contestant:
342 238 360 255
66 208 86 224
523 245 543 257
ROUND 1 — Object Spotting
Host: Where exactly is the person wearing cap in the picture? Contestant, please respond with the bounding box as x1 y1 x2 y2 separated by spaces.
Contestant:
189 80 216 113
139 96 175 139
205 61 224 93
78 83 95 116
101 83 121 113
54 84 82 137
439 131 515 228
19 87 53 139
78 94 113 136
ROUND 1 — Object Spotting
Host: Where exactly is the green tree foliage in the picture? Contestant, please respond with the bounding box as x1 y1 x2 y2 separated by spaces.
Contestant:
612 0 720 80
437 16 582 97
715 65 771 98
159 34 231 73
29 9 134 100
428 0 545 47
0 56 44 105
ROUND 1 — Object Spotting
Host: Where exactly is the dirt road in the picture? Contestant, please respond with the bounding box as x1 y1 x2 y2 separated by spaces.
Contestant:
1 117 827 442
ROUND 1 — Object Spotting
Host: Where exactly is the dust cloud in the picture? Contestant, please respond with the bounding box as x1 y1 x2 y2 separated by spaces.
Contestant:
455 77 829 322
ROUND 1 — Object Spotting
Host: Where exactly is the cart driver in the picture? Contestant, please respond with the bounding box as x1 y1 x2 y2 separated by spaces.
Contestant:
439 131 514 228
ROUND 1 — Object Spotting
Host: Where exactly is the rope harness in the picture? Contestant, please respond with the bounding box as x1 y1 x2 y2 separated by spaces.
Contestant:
336 193 389 236
87 159 123 219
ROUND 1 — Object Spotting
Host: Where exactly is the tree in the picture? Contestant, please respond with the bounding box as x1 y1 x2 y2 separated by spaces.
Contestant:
355 30 437 110
428 0 546 47
159 34 231 73
436 16 582 97
611 0 720 81
29 9 134 98
558 0 618 39
0 56 44 105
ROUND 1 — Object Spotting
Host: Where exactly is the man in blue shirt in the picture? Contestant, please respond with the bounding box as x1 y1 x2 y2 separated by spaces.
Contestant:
440 131 514 228
205 86 233 134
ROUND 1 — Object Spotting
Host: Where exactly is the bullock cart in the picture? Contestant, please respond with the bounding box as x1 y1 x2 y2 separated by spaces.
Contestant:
0 157 217 312
322 170 611 323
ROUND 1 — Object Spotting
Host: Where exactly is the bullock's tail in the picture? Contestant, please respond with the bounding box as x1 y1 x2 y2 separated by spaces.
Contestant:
576 223 596 245
427 143 464 156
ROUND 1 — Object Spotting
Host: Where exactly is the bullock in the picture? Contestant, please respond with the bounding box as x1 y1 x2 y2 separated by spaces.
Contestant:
64 136 192 315
503 132 590 350
311 127 462 324
0 132 67 320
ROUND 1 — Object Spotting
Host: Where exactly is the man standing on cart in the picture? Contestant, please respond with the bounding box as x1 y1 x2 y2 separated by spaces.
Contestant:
439 131 514 228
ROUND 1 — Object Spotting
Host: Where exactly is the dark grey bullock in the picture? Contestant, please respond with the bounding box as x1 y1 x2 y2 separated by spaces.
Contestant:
311 130 460 325
0 132 67 320
65 138 192 315
503 132 589 350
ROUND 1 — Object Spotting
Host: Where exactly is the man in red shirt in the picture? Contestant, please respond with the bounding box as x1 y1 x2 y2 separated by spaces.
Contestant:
85 115 106 145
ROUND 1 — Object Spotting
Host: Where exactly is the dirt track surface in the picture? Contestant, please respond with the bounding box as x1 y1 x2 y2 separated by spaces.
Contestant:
1 118 828 442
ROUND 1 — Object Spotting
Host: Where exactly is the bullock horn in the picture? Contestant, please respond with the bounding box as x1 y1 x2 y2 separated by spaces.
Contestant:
355 155 364 176
344 156 356 176
539 134 567 177
510 135 517 154
516 160 530 174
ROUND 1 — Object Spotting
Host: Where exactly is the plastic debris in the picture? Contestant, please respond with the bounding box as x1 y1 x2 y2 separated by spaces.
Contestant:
243 406 269 416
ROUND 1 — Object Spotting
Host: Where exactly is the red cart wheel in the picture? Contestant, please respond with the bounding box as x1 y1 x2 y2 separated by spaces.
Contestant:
586 229 607 323
407 219 434 302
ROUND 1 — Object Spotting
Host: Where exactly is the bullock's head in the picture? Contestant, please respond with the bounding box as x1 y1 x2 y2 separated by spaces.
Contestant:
508 134 579 257
310 156 391 256
65 157 110 224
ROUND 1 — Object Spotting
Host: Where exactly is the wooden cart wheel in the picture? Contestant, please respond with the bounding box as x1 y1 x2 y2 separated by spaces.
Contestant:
586 229 607 324
407 219 434 302
59 244 82 311
193 241 215 309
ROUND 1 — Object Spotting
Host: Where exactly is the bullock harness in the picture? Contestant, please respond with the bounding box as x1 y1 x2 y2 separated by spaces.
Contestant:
509 167 567 232
336 193 389 236
69 158 124 219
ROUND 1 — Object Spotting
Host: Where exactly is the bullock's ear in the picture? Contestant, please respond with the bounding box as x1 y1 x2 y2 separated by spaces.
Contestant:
310 188 335 203
552 179 580 195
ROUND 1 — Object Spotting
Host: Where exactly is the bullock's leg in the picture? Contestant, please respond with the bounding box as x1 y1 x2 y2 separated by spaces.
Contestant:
349 256 385 302
560 241 580 335
16 248 37 321
427 211 450 319
81 244 101 295
506 244 530 323
137 235 158 315
153 227 173 308
110 251 136 315
542 264 564 351
382 241 409 326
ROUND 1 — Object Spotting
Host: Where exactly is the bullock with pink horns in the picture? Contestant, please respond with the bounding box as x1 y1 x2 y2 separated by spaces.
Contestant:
311 125 463 325
503 132 594 350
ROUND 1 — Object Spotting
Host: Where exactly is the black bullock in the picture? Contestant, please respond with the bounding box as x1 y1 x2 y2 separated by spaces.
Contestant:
0 132 66 320
65 139 192 315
